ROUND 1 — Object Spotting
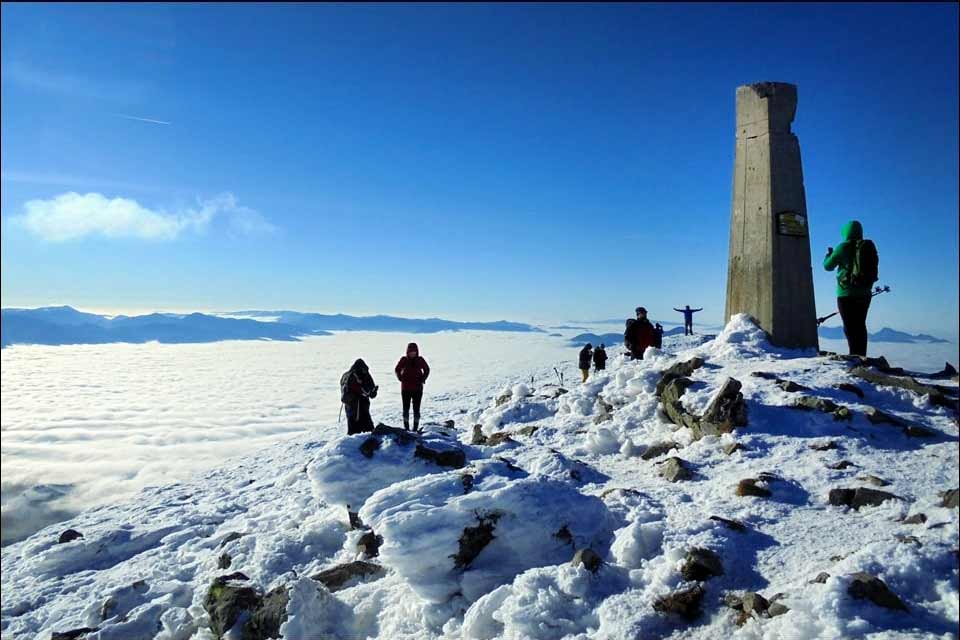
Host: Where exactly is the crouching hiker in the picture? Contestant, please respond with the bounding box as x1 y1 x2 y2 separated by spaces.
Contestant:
593 343 608 371
341 358 378 435
579 343 594 382
395 342 430 431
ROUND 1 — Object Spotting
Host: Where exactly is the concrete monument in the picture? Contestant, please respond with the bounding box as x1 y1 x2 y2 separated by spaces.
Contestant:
725 82 818 349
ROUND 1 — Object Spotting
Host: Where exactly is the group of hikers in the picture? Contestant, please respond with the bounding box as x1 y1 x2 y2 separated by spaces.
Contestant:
340 221 878 432
340 342 430 435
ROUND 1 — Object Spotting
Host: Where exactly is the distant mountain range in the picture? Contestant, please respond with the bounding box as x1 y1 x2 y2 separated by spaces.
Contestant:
818 326 948 344
0 307 542 348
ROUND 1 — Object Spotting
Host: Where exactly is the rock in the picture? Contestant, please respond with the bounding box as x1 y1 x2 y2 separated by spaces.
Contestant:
571 548 603 573
312 560 384 591
217 552 232 569
723 441 748 455
58 529 83 544
659 457 692 482
444 419 455 428
835 383 865 398
894 534 921 546
495 393 512 407
245 586 289 640
865 407 905 426
485 432 517 447
451 512 500 569
516 425 540 437
681 547 724 581
373 423 419 444
661 377 698 430
901 513 927 525
653 585 705 621
594 396 615 424
219 532 243 548
737 478 771 498
414 443 466 469
51 629 98 640
768 602 790 617
204 574 261 639
927 362 958 381
825 460 856 470
699 378 748 436
847 572 908 611
809 572 830 584
810 440 839 451
792 395 852 420
940 488 959 509
903 424 937 438
357 531 383 558
777 379 809 393
741 591 769 615
347 509 364 530
461 473 474 494
709 515 747 532
656 358 705 396
828 487 901 510
640 441 678 461
858 474 889 487
359 436 381 458
471 424 487 445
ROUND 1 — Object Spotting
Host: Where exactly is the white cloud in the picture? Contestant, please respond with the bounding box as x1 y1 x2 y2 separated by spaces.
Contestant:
14 192 276 242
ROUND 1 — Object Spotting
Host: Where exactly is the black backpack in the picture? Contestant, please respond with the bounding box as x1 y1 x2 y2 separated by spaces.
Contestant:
850 239 879 288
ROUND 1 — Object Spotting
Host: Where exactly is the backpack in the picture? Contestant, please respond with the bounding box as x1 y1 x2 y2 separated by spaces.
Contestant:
340 370 354 403
850 239 879 288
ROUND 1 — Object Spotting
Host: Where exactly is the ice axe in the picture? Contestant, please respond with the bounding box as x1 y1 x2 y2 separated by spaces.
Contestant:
816 285 891 326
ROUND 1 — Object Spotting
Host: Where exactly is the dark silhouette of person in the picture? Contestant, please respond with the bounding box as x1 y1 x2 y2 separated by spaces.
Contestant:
593 343 608 371
653 323 664 349
395 342 430 431
340 358 378 435
624 307 656 359
578 343 593 382
824 220 875 356
673 305 703 335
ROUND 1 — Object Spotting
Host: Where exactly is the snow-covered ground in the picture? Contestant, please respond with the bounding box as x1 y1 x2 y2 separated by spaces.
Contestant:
1 331 583 546
2 315 957 640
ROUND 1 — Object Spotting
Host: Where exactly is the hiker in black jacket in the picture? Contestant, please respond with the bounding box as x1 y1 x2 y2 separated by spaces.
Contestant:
578 343 593 382
593 343 608 371
340 358 378 435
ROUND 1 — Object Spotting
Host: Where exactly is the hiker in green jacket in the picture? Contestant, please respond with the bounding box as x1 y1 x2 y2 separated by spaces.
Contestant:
823 220 876 356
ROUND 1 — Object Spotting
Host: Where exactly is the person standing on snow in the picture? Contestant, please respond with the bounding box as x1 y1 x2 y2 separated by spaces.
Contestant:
340 358 378 435
653 323 664 349
395 342 430 431
673 305 703 336
823 220 878 357
593 343 608 371
578 343 594 382
624 307 656 360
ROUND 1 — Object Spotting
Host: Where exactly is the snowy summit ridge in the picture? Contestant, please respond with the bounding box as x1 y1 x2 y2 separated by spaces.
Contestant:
2 314 958 640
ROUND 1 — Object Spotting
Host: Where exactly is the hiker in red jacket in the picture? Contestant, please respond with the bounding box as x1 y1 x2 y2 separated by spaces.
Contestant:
395 342 430 431
624 306 656 359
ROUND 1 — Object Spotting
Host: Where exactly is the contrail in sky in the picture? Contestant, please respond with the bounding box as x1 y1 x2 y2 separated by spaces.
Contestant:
115 113 171 125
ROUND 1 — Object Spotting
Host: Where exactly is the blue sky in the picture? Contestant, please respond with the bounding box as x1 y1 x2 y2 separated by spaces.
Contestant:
2 3 957 336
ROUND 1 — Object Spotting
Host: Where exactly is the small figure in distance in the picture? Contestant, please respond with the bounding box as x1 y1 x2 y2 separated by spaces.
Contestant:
673 305 703 336
395 342 430 432
653 323 664 349
340 358 378 435
578 342 594 382
624 307 656 360
593 343 608 372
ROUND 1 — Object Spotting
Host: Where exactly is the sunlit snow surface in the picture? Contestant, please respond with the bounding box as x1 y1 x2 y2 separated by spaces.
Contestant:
1 322 958 640
1 331 582 546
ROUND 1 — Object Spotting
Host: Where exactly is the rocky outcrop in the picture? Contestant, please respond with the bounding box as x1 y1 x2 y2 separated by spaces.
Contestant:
851 367 958 412
791 395 852 421
204 573 288 640
51 629 97 640
736 478 771 498
58 529 83 544
940 488 959 509
835 383 865 399
655 357 705 397
865 408 938 438
451 512 501 569
414 443 466 469
709 515 747 532
847 572 908 611
660 376 747 440
828 487 901 510
640 441 678 461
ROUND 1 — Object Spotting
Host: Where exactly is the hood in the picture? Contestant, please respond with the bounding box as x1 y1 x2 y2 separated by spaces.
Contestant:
841 220 863 241
351 358 368 373
406 342 419 356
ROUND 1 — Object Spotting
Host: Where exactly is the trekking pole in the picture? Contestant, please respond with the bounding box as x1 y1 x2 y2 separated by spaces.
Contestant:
816 285 891 325
338 403 343 423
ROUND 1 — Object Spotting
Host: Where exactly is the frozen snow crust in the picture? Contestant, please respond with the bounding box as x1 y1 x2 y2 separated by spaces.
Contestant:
3 314 958 639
